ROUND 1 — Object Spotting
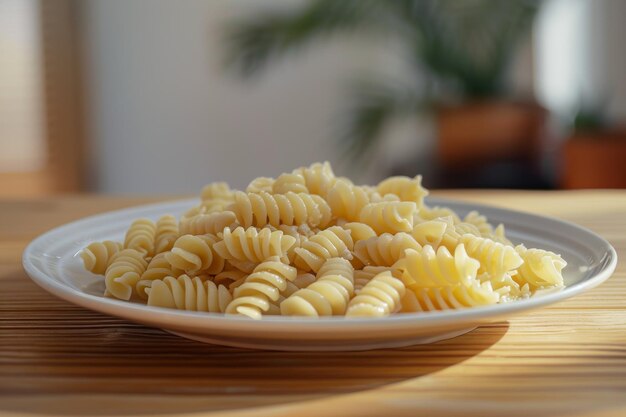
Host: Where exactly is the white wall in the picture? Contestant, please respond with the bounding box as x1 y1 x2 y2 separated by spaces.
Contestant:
0 0 45 172
82 0 387 194
535 0 626 122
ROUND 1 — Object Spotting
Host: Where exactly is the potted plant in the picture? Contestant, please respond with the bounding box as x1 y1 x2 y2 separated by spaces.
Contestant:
561 106 626 189
224 0 543 181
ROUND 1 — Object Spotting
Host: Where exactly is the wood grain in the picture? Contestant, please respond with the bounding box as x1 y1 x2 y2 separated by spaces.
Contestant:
1 191 625 417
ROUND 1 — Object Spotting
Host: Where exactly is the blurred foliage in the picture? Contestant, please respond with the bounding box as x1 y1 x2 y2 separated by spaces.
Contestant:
225 0 540 160
572 103 609 134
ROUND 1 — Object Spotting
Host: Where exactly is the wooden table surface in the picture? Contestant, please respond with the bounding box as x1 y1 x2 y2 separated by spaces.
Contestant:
1 191 625 417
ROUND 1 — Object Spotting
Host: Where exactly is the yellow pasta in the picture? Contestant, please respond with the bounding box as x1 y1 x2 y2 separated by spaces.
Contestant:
166 234 225 275
81 240 123 275
281 258 354 316
514 245 566 289
395 244 480 288
146 275 232 313
123 218 156 256
353 233 421 267
226 257 297 319
408 281 500 311
293 226 354 272
104 249 148 300
229 191 332 229
346 271 405 317
459 234 523 278
154 215 179 253
377 175 428 208
326 180 371 221
82 161 566 318
214 226 296 263
272 173 308 194
359 201 416 234
179 211 237 236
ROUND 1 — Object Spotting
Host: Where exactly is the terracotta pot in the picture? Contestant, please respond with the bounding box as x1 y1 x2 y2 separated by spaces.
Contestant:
561 131 626 189
436 101 547 169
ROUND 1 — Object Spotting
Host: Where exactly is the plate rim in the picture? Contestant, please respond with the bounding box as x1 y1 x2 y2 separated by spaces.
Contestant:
22 196 618 330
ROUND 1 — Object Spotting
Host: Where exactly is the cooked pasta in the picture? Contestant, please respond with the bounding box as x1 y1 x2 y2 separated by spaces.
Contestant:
136 253 183 299
104 249 148 300
395 244 480 288
514 245 566 289
179 211 237 236
354 233 421 267
359 201 416 234
272 173 308 194
214 226 296 263
341 222 377 242
326 180 371 221
154 215 179 253
346 271 405 317
146 275 232 313
123 218 156 256
408 281 500 311
166 234 225 275
292 161 336 197
459 234 523 279
293 226 354 272
377 175 428 208
226 257 297 319
82 161 566 319
229 191 332 229
81 240 123 275
246 176 274 193
280 258 354 316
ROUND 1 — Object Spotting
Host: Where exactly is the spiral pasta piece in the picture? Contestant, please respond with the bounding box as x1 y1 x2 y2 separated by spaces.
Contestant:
272 173 308 194
104 249 148 300
246 176 275 193
354 233 421 267
293 226 354 272
200 182 232 201
136 252 183 299
166 234 225 275
230 191 332 229
214 226 296 263
395 244 480 288
408 281 500 311
81 240 123 275
154 215 179 253
281 258 354 316
226 257 297 319
341 222 377 242
327 180 371 221
354 266 399 293
376 175 428 208
346 271 405 317
213 269 248 287
514 245 566 289
292 161 336 197
146 275 232 313
179 211 237 236
282 273 316 297
418 205 461 223
489 224 513 247
123 218 156 256
459 234 523 279
410 219 447 247
359 201 416 234
464 211 494 236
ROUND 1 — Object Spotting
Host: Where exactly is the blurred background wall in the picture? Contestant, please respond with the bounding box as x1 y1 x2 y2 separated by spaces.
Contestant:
1 0 625 196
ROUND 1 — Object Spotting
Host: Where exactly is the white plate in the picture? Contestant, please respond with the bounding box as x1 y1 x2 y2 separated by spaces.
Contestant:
23 198 617 351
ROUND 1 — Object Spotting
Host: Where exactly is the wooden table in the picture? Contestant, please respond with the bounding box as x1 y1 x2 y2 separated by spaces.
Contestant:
1 191 625 417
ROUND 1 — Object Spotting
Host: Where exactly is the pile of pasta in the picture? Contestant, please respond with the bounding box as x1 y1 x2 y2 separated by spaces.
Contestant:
81 162 566 319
